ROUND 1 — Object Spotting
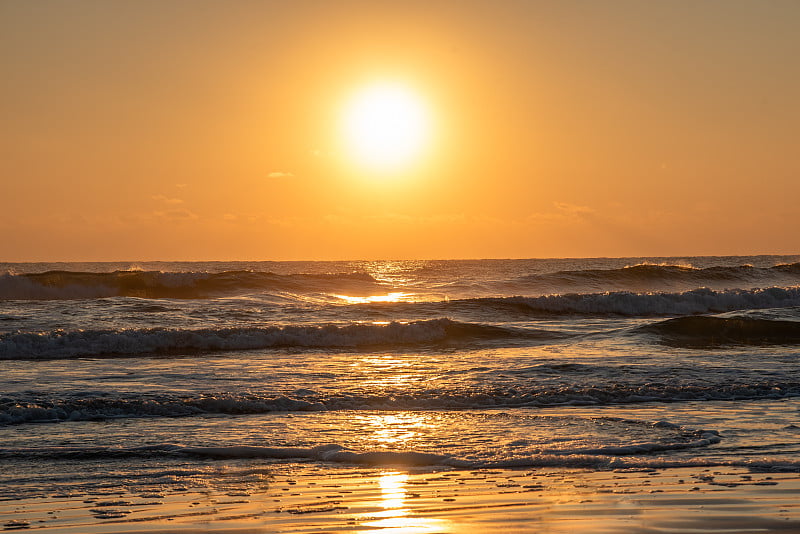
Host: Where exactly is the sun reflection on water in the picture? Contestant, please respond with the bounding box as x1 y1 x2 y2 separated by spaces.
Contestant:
355 412 432 449
350 353 419 392
334 292 410 304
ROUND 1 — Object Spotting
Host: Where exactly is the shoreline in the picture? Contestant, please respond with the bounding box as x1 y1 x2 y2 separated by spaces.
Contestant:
4 465 799 533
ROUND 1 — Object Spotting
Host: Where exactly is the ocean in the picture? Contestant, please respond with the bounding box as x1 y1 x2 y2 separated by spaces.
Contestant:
2 256 800 518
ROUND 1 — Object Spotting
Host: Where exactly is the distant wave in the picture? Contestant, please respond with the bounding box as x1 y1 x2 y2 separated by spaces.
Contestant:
3 382 798 425
522 262 800 285
0 270 380 300
432 287 800 317
640 315 800 347
0 319 557 360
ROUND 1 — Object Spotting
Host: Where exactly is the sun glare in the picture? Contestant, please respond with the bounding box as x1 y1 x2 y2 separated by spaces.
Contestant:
342 82 431 173
334 292 409 304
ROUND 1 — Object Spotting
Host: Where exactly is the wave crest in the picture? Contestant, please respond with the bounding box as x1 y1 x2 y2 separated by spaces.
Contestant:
0 319 556 360
471 287 800 316
517 262 800 290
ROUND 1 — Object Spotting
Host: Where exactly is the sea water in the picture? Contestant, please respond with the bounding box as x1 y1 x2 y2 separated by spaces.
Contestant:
1 257 799 500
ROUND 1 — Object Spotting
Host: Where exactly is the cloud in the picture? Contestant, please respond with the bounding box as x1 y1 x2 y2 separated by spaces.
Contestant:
218 212 297 227
267 171 294 179
325 212 470 227
527 202 596 224
115 208 199 224
553 202 594 216
151 194 184 205
153 208 198 222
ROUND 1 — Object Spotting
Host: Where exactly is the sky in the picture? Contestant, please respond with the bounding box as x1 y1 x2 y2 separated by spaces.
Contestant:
2 0 798 261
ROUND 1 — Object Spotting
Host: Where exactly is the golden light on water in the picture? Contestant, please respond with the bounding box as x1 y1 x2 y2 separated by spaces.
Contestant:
351 355 416 392
334 292 410 304
355 412 432 449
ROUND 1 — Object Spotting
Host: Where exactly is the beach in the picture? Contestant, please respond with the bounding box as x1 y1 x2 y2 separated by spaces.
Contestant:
4 465 800 533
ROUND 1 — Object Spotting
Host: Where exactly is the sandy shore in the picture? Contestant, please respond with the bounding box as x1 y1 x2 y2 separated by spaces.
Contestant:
3 466 799 533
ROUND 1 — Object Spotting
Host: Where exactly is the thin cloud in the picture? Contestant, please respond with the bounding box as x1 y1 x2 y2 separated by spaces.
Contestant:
267 171 294 179
553 202 594 216
218 212 297 227
151 194 184 205
154 208 198 222
528 202 596 224
118 209 199 224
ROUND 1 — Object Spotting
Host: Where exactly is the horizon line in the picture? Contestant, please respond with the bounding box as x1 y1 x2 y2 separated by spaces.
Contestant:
2 253 799 264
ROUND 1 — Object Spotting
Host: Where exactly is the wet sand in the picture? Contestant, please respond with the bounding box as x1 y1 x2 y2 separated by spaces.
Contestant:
3 466 799 533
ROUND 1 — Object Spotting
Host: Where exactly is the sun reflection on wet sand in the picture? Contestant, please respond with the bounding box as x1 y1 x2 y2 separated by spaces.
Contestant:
379 472 408 509
353 412 452 532
360 471 451 533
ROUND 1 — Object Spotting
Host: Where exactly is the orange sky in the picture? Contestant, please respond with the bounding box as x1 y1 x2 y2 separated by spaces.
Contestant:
2 1 798 260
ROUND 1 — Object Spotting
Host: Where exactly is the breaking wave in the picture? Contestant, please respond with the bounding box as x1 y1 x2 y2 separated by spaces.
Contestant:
438 287 800 317
0 319 556 360
0 270 380 300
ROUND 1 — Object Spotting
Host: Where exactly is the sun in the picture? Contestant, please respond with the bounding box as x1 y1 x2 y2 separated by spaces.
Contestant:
341 82 431 173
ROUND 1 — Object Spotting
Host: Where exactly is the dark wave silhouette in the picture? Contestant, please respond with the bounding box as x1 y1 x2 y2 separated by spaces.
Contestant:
0 270 380 300
639 315 800 347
